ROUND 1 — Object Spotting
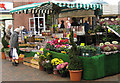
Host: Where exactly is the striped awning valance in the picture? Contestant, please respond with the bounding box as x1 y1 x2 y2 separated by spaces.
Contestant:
10 1 103 14
53 1 102 10
15 4 52 14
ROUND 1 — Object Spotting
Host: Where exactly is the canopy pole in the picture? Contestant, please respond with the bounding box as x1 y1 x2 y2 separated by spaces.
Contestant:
43 13 45 31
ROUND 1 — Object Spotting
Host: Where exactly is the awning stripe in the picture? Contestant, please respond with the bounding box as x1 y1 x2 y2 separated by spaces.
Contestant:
10 1 103 14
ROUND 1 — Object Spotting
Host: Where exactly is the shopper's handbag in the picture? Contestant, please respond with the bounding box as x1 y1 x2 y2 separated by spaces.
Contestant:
12 48 19 59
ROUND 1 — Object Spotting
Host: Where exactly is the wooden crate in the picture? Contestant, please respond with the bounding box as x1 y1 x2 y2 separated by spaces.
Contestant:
19 58 23 63
23 57 33 62
23 62 31 66
30 59 39 65
31 64 39 69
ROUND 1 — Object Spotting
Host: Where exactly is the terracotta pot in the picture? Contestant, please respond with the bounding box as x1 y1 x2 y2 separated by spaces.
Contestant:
69 70 82 81
1 52 6 59
39 65 43 71
53 68 58 75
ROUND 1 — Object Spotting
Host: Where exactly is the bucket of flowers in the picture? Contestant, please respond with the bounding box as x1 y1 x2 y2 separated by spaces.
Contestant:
57 62 69 77
51 58 64 75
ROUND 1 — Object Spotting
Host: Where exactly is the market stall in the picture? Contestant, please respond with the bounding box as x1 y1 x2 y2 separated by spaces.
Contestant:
8 1 120 81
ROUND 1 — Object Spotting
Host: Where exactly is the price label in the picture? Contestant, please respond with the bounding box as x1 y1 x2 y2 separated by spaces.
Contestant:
67 34 69 38
40 48 43 51
59 38 61 40
81 43 85 46
24 36 27 39
37 52 39 55
108 29 111 33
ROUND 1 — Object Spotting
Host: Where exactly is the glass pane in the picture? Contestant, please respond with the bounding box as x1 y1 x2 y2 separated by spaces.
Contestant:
30 19 34 27
39 18 43 27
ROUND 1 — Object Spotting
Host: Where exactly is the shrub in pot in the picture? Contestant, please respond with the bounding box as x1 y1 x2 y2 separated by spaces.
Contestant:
68 30 83 81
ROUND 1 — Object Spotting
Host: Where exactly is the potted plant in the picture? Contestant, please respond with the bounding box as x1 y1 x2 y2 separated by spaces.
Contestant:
39 54 46 71
43 60 53 74
68 30 83 81
1 24 9 59
1 48 6 59
51 58 64 75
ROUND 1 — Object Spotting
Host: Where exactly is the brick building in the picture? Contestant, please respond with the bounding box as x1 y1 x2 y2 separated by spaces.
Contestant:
1 0 75 31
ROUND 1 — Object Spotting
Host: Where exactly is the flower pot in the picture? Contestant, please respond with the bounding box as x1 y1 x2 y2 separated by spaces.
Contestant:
69 70 82 81
1 52 6 59
39 65 43 71
53 68 58 75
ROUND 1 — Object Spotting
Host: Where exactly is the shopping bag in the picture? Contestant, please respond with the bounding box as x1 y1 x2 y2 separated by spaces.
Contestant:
12 48 19 59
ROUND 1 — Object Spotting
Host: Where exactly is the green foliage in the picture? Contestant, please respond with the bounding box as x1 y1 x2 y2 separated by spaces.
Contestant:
69 30 77 57
82 45 96 52
68 56 83 70
1 48 4 52
102 37 112 42
50 45 55 51
45 43 51 49
1 26 9 48
43 61 53 70
94 25 104 33
39 54 46 65
68 30 83 70
45 43 55 51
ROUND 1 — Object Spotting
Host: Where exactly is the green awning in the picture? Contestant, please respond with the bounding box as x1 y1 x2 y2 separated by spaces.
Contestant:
10 2 46 13
10 1 102 14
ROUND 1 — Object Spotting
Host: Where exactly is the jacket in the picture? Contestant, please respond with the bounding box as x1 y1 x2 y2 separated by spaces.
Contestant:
5 28 11 42
10 31 19 49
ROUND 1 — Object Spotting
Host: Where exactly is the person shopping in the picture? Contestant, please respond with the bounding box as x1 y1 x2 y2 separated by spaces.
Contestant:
5 24 12 61
10 28 23 66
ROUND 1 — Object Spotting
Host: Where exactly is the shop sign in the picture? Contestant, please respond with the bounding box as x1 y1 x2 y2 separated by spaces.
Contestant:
0 2 13 11
0 3 6 10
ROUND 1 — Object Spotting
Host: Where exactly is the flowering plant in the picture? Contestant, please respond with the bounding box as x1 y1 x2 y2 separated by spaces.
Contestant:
45 38 70 53
112 41 118 45
105 42 111 45
56 62 69 77
56 62 68 70
42 60 53 73
39 54 46 65
51 58 64 68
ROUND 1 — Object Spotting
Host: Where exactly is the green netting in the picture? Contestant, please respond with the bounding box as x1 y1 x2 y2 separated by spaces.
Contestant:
43 49 120 80
43 49 70 63
104 53 119 76
18 49 36 57
80 54 105 80
118 53 120 73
